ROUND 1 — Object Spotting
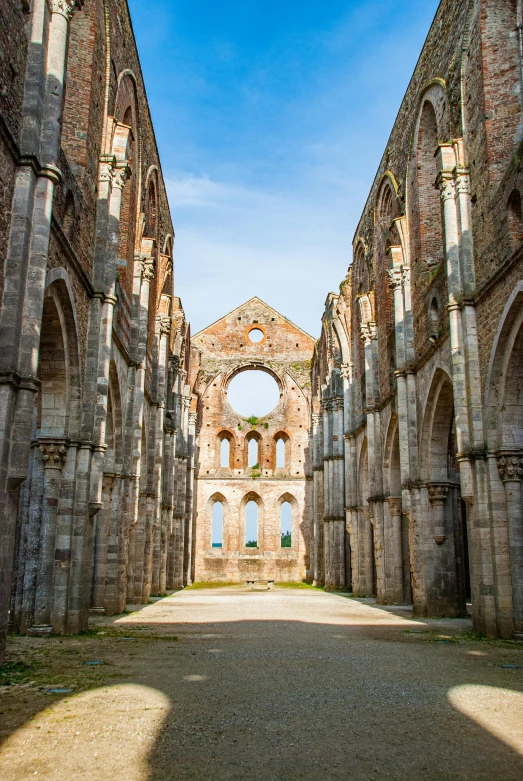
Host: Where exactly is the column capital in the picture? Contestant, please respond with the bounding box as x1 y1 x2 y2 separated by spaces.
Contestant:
112 164 130 191
340 362 352 381
386 266 403 290
439 173 456 202
427 482 449 504
360 321 377 344
39 441 68 470
311 413 321 426
333 396 344 411
455 170 470 196
497 452 523 483
50 0 83 20
141 257 155 281
156 314 171 336
388 496 403 516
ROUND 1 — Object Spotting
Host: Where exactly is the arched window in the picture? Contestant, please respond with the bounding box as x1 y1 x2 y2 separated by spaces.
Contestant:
248 437 259 467
429 297 439 336
281 502 292 548
245 500 258 547
416 100 444 269
62 191 75 241
212 502 223 548
220 437 230 468
276 438 286 468
508 189 523 250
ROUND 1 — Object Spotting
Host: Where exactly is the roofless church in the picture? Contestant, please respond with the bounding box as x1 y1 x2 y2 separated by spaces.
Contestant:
1 0 523 673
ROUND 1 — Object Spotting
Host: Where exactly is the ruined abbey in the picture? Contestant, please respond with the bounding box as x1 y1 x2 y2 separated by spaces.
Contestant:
1 0 523 667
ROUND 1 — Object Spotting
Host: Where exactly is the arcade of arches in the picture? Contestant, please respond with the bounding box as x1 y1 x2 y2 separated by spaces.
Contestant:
2 0 523 677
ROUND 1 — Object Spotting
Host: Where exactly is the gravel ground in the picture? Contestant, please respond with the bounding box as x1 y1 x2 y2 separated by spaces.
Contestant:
1 587 523 780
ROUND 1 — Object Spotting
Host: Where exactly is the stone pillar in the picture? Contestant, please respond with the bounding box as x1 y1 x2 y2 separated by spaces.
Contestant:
151 315 170 596
91 473 115 611
32 441 68 632
497 454 523 637
388 497 404 603
428 483 449 545
131 255 155 602
103 474 123 615
184 410 198 586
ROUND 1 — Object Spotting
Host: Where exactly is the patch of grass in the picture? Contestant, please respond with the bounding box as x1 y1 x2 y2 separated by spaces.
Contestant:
185 581 242 589
0 661 36 687
245 416 258 427
275 582 323 590
456 630 523 646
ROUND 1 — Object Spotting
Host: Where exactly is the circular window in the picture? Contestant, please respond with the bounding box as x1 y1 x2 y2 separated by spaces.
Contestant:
227 369 280 417
248 328 264 343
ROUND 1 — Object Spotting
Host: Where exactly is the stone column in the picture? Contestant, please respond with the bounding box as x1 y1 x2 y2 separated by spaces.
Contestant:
91 473 115 611
103 474 122 615
497 454 523 637
388 497 404 604
151 315 170 596
428 483 449 546
31 441 68 632
311 413 324 586
131 255 155 602
184 410 198 586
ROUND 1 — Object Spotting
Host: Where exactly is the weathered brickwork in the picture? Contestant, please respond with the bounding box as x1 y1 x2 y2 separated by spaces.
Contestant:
0 0 193 664
312 0 523 639
189 298 315 584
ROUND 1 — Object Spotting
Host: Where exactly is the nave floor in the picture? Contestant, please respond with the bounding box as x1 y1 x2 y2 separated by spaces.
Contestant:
1 587 523 780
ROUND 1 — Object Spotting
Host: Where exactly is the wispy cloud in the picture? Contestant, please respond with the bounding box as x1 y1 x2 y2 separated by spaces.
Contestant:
167 173 354 335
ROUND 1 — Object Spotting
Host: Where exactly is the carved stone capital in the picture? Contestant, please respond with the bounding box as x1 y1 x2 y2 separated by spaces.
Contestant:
340 363 352 381
182 396 191 410
156 315 171 337
455 171 470 196
386 267 403 290
99 162 113 184
51 0 82 20
497 453 523 483
333 396 344 411
321 399 333 412
388 497 403 517
427 482 449 504
188 412 198 427
39 442 68 470
141 257 155 281
360 321 377 344
439 175 456 202
311 413 321 427
112 165 129 191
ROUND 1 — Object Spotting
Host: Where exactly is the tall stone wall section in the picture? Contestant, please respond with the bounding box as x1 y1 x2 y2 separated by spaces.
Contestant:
312 0 523 639
0 0 192 663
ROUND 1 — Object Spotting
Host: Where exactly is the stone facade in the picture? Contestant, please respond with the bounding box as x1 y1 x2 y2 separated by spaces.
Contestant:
0 0 193 663
311 0 523 638
189 298 315 584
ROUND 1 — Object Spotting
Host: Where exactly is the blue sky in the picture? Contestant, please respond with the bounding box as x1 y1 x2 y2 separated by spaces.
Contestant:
128 0 440 337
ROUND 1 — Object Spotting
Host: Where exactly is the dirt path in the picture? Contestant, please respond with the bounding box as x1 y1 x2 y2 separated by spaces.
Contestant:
1 587 523 780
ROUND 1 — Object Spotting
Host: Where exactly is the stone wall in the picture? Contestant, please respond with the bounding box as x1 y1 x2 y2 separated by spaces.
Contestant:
312 0 523 639
0 0 192 663
190 297 315 584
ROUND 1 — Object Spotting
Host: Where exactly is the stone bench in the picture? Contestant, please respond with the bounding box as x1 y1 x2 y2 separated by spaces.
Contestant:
246 580 275 591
